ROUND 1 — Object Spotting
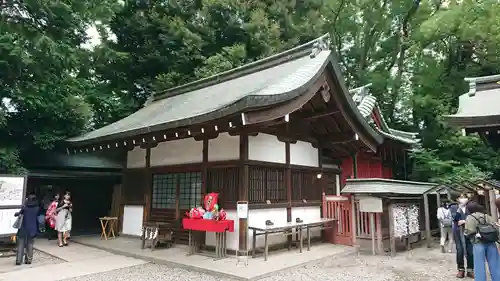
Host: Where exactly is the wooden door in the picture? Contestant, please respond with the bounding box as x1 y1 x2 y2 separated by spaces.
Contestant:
322 194 353 246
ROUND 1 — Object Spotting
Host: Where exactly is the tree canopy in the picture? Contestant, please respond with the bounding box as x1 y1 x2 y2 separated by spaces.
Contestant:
2 0 500 182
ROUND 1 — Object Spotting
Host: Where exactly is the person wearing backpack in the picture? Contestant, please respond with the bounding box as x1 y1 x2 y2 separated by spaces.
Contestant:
464 202 500 281
437 201 454 253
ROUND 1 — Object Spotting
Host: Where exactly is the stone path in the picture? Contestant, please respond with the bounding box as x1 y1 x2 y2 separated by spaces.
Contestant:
0 250 62 274
61 246 461 281
0 239 147 281
0 238 467 281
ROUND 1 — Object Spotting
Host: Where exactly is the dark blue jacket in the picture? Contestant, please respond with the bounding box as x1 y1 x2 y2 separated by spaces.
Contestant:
16 200 40 238
451 203 469 232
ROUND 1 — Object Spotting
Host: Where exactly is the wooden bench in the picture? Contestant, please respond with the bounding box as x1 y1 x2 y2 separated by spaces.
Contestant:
141 222 175 251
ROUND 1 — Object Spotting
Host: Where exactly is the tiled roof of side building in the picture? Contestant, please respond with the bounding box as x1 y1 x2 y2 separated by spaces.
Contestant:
67 34 383 146
445 74 500 128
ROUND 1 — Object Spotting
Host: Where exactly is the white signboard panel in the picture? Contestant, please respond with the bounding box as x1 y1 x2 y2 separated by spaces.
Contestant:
359 197 383 213
0 176 25 206
122 205 144 236
237 201 248 219
0 208 20 236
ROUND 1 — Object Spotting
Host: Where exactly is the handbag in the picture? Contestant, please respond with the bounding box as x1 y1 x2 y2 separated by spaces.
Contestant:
13 214 23 229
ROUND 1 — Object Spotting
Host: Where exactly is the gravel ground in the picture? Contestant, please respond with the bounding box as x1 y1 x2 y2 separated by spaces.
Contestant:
61 246 460 281
0 250 63 273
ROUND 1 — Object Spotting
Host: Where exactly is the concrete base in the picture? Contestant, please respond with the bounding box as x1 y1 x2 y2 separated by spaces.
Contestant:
74 236 356 280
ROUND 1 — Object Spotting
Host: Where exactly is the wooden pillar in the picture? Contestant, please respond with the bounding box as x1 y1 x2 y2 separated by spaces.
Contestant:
376 213 383 254
485 190 491 215
201 139 209 203
388 202 396 257
489 189 498 221
143 146 152 224
239 133 249 253
403 149 407 180
335 174 341 196
436 192 441 208
350 195 357 247
352 153 358 178
423 193 431 248
285 141 292 248
369 213 376 255
198 138 209 246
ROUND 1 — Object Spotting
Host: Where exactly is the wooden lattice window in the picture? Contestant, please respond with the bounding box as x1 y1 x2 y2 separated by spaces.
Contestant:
291 170 321 201
249 166 286 203
179 172 202 209
207 167 239 206
152 172 202 209
152 173 176 209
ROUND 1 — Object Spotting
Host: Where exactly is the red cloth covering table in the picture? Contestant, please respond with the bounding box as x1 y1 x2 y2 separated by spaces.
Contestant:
182 218 234 259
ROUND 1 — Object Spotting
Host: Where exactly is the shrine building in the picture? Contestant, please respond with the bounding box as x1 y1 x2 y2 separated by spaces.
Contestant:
445 74 500 149
66 34 419 252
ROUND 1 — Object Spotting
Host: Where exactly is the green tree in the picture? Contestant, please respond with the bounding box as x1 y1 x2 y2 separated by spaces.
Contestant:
94 0 327 111
0 0 120 172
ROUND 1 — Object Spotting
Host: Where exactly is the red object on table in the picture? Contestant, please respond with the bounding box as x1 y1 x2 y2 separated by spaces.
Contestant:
182 218 234 233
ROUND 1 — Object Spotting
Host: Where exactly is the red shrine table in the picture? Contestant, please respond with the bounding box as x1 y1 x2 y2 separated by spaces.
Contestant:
182 218 234 259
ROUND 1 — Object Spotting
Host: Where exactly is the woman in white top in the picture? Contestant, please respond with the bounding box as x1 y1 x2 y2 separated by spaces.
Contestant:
437 201 454 253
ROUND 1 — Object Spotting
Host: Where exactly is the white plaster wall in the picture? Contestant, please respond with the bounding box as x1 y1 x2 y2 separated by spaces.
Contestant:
290 141 319 167
248 133 285 164
292 206 322 238
208 133 239 161
122 205 144 236
205 210 239 250
247 208 288 248
150 138 202 166
205 208 289 250
126 147 146 168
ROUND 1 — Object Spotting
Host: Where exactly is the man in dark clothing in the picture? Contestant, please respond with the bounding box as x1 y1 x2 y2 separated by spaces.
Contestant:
452 194 474 278
15 194 40 265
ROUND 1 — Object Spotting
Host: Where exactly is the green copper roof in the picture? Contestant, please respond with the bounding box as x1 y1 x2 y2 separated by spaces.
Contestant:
445 74 500 128
67 34 383 147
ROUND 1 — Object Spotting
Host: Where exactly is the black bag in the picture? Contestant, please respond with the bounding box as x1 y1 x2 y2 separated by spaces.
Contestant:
472 215 499 243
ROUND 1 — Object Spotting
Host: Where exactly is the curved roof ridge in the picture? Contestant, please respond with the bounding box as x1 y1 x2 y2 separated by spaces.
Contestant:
348 84 419 145
152 33 331 102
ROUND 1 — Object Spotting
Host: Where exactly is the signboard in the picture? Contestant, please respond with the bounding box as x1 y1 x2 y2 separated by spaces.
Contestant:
0 209 19 236
0 175 27 237
237 201 248 219
0 176 26 207
359 197 383 213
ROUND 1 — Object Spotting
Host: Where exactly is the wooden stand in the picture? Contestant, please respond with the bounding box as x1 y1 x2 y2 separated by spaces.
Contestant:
99 217 118 240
